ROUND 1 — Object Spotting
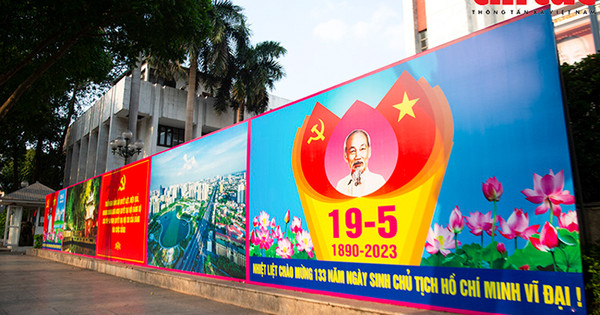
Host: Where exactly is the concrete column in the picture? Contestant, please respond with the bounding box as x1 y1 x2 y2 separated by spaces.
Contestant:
86 130 98 179
77 136 88 182
69 142 80 185
106 117 127 172
149 85 164 155
96 122 109 176
63 146 72 188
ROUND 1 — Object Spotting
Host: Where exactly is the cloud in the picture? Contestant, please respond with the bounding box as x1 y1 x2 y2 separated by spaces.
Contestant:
352 21 370 39
182 153 197 170
384 24 405 52
372 5 399 22
310 1 350 19
313 19 348 42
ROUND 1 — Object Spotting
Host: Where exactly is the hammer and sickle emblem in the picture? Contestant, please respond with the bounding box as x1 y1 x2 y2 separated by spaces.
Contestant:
118 175 126 191
307 119 325 144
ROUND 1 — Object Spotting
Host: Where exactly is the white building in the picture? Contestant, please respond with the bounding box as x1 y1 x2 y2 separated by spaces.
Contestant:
403 0 599 63
63 63 289 187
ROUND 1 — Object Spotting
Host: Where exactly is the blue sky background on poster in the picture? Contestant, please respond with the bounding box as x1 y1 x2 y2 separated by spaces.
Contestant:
249 12 576 258
150 123 248 191
56 189 66 220
422 13 576 256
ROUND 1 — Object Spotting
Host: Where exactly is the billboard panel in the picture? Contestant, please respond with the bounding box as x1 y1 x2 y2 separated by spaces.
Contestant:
62 177 101 256
96 159 150 263
247 10 586 314
43 189 66 250
146 123 248 279
42 192 57 248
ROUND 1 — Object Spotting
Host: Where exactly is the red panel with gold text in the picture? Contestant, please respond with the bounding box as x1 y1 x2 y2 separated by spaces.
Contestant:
96 159 150 263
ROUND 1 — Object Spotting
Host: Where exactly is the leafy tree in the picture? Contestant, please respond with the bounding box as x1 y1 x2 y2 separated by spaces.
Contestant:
561 54 600 203
200 1 286 123
0 0 212 192
0 33 114 192
230 41 286 122
0 0 212 120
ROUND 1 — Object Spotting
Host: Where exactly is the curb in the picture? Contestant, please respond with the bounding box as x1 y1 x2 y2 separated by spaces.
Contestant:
28 249 443 315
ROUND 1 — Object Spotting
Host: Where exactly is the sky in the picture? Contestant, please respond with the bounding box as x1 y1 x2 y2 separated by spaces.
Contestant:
233 0 411 102
150 123 247 191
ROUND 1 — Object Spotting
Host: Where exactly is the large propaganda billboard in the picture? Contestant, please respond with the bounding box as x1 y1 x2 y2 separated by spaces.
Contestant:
247 9 586 314
96 159 150 263
146 123 248 279
43 8 587 315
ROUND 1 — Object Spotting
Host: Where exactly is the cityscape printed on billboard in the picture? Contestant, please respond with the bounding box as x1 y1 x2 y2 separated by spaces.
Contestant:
147 123 248 279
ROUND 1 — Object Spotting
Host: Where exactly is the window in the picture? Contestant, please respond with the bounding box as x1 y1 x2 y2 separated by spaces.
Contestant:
419 29 428 52
157 125 185 147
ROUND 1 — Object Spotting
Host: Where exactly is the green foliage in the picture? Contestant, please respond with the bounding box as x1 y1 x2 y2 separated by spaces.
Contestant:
583 241 600 314
422 229 582 273
0 0 213 191
34 234 43 248
212 254 245 279
198 1 286 120
0 210 5 239
561 54 600 203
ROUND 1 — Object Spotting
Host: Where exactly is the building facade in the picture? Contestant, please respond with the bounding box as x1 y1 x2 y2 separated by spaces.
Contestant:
403 0 599 64
63 63 289 187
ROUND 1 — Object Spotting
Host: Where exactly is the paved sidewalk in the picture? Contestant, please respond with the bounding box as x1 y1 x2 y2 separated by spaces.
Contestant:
0 252 265 315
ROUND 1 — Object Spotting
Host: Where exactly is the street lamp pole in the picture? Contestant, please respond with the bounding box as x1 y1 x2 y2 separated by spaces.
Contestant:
109 130 144 165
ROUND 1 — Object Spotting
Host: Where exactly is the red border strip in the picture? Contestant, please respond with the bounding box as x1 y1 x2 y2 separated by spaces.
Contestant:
245 120 252 281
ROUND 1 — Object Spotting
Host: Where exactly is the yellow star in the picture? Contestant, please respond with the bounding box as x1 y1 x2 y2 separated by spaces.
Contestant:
393 92 419 122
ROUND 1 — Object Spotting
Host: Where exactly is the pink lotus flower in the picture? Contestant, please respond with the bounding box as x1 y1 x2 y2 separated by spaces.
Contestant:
529 222 559 252
272 225 284 241
425 223 458 257
256 228 274 250
521 170 575 217
497 242 506 254
519 265 530 271
291 217 303 234
482 177 503 202
276 238 295 259
284 210 290 224
559 210 579 232
250 230 260 246
270 218 276 229
465 211 494 236
449 206 464 234
296 230 314 258
497 208 540 240
252 216 258 227
258 211 270 229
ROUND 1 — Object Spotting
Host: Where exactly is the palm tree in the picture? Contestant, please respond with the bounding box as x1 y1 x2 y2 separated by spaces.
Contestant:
148 1 285 135
199 1 249 113
200 2 286 123
184 0 248 139
231 41 286 123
